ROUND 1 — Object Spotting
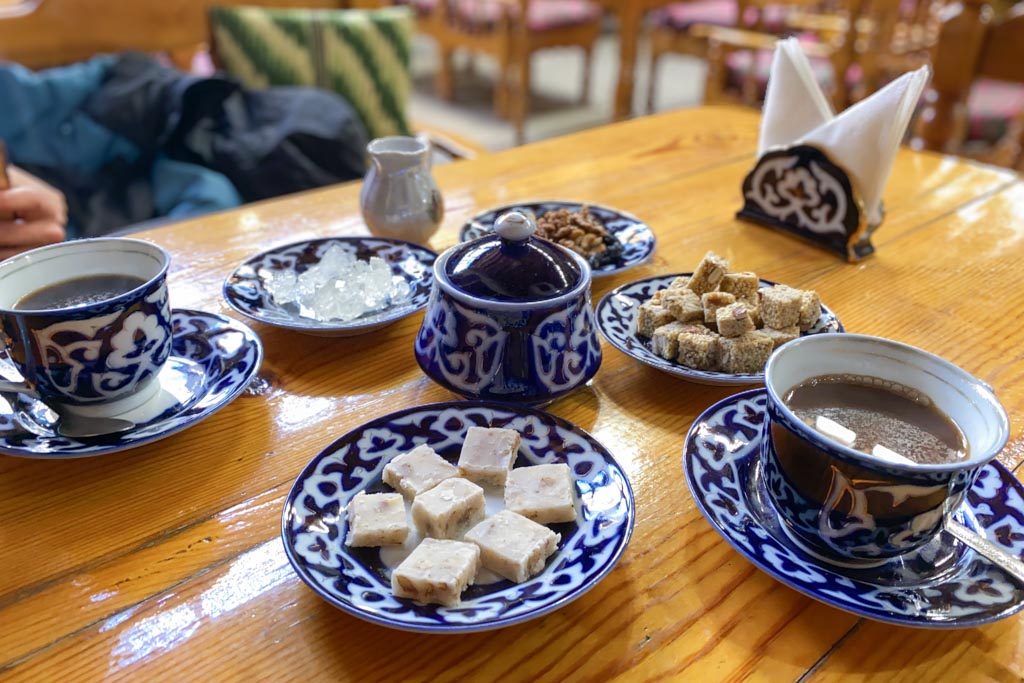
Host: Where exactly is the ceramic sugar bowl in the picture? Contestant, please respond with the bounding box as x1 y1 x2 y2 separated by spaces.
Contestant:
414 211 602 404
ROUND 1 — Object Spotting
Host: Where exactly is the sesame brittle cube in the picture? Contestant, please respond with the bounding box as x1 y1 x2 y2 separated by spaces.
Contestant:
412 478 486 539
716 302 756 338
677 332 719 370
686 251 730 295
636 301 675 338
759 285 803 329
651 321 689 360
718 331 773 373
345 492 409 547
667 275 691 291
464 510 560 583
504 463 576 524
798 290 822 331
663 289 704 323
391 538 480 606
458 426 520 486
720 272 760 300
383 445 458 499
649 289 666 305
702 291 736 324
761 325 800 349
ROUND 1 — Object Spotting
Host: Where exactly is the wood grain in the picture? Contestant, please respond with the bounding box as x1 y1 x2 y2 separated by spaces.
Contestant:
1 106 1021 681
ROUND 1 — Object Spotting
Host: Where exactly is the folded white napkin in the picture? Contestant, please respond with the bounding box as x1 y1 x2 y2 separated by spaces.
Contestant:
757 38 930 224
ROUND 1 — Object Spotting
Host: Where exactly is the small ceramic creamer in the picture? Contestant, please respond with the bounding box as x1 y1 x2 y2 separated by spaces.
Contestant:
360 136 444 245
414 211 602 405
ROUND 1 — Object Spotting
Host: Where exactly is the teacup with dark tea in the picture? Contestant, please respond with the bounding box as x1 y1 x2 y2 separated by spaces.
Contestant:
0 238 172 417
762 333 1008 564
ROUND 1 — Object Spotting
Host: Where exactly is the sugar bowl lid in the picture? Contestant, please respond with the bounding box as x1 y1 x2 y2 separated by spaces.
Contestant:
443 211 584 301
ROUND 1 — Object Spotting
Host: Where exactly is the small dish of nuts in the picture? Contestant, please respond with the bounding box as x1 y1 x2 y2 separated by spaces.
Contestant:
459 200 656 277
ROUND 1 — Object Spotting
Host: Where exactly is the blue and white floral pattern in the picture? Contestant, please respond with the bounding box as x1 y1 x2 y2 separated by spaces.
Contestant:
0 309 263 458
223 237 436 336
281 401 635 633
596 274 844 386
683 390 1024 627
9 277 172 404
414 288 602 403
459 201 656 277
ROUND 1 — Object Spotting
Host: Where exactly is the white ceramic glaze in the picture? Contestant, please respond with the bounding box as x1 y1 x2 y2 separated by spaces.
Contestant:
360 136 443 245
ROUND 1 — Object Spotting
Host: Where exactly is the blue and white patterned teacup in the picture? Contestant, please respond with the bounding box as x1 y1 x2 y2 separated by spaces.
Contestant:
762 333 1009 564
0 238 172 417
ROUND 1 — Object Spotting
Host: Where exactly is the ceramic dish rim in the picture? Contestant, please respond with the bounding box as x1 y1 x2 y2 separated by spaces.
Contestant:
596 272 845 385
683 388 1024 629
458 199 656 276
0 308 263 459
222 235 438 332
279 399 636 633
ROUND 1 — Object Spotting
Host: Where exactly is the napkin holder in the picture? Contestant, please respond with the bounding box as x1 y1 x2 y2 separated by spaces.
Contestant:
736 144 880 262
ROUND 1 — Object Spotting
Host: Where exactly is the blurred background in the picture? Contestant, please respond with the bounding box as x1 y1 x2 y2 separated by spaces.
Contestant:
0 0 1019 243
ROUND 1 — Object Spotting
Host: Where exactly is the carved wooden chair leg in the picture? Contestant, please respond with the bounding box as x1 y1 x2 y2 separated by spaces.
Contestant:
495 42 511 118
647 43 662 114
513 47 531 145
580 42 594 105
437 46 455 101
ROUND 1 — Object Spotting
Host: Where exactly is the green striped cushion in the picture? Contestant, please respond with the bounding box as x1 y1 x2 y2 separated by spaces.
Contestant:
209 5 413 140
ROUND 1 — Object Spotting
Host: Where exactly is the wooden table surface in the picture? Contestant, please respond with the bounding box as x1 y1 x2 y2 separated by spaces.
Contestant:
2 106 1022 682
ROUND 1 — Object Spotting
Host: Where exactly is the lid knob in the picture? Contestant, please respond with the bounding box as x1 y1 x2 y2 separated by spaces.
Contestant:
494 210 537 243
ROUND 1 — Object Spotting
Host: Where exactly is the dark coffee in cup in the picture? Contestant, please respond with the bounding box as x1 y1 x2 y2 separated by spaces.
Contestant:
15 274 148 311
783 373 967 465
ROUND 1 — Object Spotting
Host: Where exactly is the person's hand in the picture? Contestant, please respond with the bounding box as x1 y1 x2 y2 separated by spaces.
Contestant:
0 167 67 261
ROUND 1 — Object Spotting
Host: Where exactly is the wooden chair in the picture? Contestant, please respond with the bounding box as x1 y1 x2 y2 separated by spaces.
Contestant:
695 0 864 111
647 0 792 112
912 0 1024 170
415 0 603 145
853 0 945 101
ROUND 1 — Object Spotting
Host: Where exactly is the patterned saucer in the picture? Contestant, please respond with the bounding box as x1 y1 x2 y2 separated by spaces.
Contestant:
223 237 436 337
458 201 656 278
281 401 635 633
596 274 843 386
0 309 263 458
684 390 1024 628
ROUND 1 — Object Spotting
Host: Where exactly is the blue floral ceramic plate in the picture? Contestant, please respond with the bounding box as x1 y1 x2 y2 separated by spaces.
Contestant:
458 201 655 278
223 237 437 337
684 390 1024 628
281 401 635 633
596 273 844 386
0 309 263 459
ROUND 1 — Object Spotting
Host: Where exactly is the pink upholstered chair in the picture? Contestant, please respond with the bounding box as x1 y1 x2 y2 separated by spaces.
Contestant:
409 0 603 144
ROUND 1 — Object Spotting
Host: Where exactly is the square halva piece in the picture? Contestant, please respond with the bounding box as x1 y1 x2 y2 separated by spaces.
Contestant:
391 538 480 607
383 444 457 498
345 491 409 547
458 426 520 486
465 510 560 583
505 463 576 524
412 477 486 539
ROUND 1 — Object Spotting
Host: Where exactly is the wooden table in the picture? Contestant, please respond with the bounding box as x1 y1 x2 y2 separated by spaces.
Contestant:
2 106 1022 681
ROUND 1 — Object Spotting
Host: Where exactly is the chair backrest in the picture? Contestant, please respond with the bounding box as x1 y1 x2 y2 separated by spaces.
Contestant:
0 0 347 69
912 0 1024 160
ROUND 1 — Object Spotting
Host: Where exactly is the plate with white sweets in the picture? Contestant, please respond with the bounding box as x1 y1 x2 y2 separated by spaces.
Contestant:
223 236 437 337
595 252 844 386
280 401 634 633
